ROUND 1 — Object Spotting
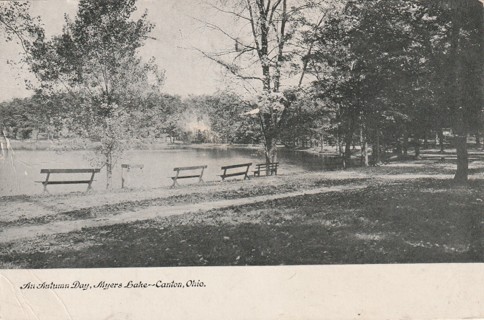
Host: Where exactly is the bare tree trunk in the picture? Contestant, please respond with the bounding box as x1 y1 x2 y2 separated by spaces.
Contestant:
374 129 381 164
320 133 324 153
344 140 351 169
448 5 474 184
343 109 357 166
415 137 421 159
336 131 343 156
396 136 403 156
106 152 113 190
438 128 445 153
382 139 387 163
403 131 409 157
264 133 277 164
344 126 355 168
454 133 468 184
360 127 368 166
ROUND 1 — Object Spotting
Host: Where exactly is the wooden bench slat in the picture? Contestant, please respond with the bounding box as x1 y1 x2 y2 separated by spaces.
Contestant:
219 163 252 181
221 163 252 170
171 175 202 180
255 165 278 169
41 180 94 185
256 162 279 167
40 169 100 174
220 172 248 178
173 165 208 171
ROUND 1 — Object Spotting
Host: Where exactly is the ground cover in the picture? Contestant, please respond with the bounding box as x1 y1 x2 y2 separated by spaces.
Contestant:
0 175 367 228
0 160 482 268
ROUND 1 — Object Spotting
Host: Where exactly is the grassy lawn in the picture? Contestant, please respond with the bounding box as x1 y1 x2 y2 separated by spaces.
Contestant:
1 176 482 268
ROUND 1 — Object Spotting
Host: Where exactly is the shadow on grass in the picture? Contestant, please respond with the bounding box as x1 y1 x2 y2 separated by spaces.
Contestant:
0 221 478 269
1 178 482 268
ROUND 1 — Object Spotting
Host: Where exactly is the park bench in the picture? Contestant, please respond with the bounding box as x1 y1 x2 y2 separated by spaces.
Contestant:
219 163 252 181
170 165 207 187
121 163 144 189
253 162 278 177
36 168 101 193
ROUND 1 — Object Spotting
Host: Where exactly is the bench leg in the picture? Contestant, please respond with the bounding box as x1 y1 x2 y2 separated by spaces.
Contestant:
244 166 250 180
85 182 95 193
42 173 50 194
86 172 96 192
199 168 205 184
170 179 179 188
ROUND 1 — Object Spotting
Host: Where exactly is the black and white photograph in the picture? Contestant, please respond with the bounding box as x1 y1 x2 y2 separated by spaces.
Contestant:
0 0 483 318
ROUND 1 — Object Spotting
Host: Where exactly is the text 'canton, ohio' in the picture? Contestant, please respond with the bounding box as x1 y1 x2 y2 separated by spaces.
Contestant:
19 280 206 290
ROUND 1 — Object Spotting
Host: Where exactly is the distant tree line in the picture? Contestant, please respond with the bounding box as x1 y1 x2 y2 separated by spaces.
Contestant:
0 91 262 144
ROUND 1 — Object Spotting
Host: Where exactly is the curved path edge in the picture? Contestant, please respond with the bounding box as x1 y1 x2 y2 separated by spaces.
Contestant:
0 184 367 243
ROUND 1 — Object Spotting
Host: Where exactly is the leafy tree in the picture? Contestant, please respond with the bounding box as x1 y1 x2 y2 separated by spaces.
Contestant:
436 0 483 183
0 1 43 136
204 92 261 144
133 93 187 140
27 0 165 189
0 1 42 53
200 0 330 163
301 0 483 174
278 87 336 151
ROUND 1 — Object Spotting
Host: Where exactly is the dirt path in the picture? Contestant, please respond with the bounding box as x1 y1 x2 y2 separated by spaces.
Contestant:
0 171 368 222
0 184 366 243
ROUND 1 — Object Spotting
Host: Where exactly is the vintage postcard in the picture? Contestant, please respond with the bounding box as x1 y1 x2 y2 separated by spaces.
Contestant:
0 0 483 319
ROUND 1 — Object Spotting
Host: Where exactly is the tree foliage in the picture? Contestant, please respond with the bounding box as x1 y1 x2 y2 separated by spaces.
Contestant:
295 0 482 176
26 0 165 189
201 0 331 162
0 1 42 53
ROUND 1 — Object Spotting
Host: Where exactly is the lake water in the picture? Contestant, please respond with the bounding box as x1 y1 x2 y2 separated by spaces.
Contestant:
0 147 345 196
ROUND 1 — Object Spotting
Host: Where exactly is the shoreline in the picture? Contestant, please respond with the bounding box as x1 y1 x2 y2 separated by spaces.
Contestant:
7 139 343 156
8 139 262 151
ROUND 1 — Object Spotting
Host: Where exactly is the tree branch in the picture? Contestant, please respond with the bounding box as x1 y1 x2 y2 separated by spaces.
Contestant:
246 0 263 58
194 47 264 83
298 11 329 87
0 16 29 56
207 3 251 21
268 0 283 24
194 17 257 51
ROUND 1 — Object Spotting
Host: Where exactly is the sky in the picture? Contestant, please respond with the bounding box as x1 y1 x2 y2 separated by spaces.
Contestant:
0 0 238 102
